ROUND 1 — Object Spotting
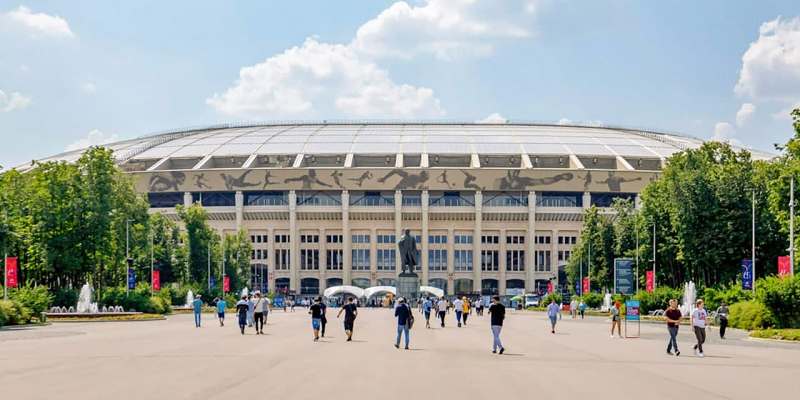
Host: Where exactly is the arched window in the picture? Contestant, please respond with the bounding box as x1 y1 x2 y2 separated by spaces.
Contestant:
454 278 473 295
300 278 320 295
428 278 447 294
481 279 499 295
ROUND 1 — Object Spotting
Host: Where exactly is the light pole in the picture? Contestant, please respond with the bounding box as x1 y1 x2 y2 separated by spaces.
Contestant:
126 219 133 296
2 212 20 301
635 215 640 293
751 189 756 292
652 221 657 291
207 240 211 291
221 236 226 294
150 231 154 297
791 176 795 276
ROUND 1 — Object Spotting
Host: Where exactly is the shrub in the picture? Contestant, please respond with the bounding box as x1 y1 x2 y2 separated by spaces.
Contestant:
702 285 753 313
756 275 800 329
729 301 774 330
99 286 170 314
634 286 682 314
0 299 32 326
582 292 603 308
52 287 79 308
541 292 563 306
10 286 52 317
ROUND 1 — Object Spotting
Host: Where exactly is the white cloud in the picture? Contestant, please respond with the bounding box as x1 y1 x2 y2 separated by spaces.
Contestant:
351 0 539 60
65 129 119 152
476 113 507 123
713 122 735 141
735 103 756 127
0 89 31 112
735 17 800 101
5 6 74 38
81 82 97 94
772 102 800 120
207 38 444 118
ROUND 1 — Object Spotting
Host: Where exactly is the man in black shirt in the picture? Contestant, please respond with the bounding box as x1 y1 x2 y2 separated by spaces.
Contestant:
337 297 359 341
309 297 323 342
488 295 505 354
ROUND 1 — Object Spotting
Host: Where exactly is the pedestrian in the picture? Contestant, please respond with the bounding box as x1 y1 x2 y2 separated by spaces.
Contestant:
436 297 447 327
422 297 433 328
578 300 586 320
215 296 226 327
235 295 249 335
610 300 622 338
716 301 729 339
192 294 203 328
461 297 471 326
290 298 296 312
246 295 255 328
309 297 323 342
488 295 505 354
320 298 328 338
394 297 413 350
692 299 708 357
547 299 560 334
263 295 271 325
337 297 358 341
570 298 578 319
665 299 682 356
453 297 464 327
253 291 266 335
475 297 483 316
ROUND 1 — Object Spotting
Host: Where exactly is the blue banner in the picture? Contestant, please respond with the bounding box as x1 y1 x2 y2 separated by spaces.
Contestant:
742 259 753 290
209 276 216 290
273 296 285 308
127 268 136 290
575 280 581 295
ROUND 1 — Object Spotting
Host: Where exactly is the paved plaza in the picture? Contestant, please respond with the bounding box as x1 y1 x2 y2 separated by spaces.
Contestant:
1 308 798 400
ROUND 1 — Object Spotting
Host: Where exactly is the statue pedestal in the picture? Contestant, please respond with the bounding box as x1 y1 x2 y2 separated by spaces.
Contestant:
397 272 420 302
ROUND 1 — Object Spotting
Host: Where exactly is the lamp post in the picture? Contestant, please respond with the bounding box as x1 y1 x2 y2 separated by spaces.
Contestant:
751 189 756 292
635 215 640 293
791 176 795 276
150 231 154 297
126 219 133 296
652 221 657 291
207 240 211 291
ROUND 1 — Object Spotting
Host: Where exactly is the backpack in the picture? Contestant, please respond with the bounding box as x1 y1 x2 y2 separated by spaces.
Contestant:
406 304 415 329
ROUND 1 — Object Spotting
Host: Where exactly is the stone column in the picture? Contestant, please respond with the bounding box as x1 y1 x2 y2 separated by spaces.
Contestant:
473 191 483 293
527 191 536 292
183 192 193 207
319 228 327 291
499 228 507 296
551 229 559 285
447 226 455 296
583 192 591 209
288 190 299 292
394 190 403 278
421 190 430 285
268 227 275 292
235 191 244 231
342 191 351 286
370 228 378 286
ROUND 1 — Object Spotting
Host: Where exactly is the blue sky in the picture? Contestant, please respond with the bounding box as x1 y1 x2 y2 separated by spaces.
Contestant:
1 1 799 169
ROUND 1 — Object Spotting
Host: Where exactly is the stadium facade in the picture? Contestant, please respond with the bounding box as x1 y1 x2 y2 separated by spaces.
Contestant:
23 122 768 296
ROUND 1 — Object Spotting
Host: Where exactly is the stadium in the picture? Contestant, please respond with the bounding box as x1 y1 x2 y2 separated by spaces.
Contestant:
18 122 769 297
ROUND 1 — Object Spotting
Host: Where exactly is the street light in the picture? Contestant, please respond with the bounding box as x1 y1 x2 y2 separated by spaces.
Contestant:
2 212 21 301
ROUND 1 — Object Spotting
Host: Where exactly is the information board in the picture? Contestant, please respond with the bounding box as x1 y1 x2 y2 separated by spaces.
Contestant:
614 258 635 295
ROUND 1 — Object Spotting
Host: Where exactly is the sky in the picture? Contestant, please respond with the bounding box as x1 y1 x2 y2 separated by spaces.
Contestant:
1 0 799 170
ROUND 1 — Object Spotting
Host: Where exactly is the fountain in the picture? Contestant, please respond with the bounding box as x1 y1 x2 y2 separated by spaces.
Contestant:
76 283 99 313
45 283 141 319
185 290 194 307
601 292 613 312
680 281 696 317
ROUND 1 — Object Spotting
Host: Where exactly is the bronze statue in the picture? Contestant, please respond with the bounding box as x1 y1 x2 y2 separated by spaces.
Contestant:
397 229 419 275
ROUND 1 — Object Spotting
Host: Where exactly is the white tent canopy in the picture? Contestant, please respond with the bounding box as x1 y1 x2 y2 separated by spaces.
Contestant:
363 286 396 299
323 285 364 298
419 286 445 298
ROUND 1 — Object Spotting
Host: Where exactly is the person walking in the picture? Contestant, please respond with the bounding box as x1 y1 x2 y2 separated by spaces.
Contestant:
453 297 464 327
692 299 708 357
716 301 729 339
475 297 483 316
337 297 358 341
215 297 226 327
578 300 586 320
461 297 471 326
547 299 560 334
262 295 271 325
394 297 413 350
610 300 622 338
235 295 249 335
665 299 682 356
436 297 447 327
309 297 323 342
488 295 506 354
192 294 203 328
246 295 255 328
320 299 328 338
422 297 433 328
252 292 266 335
570 298 578 319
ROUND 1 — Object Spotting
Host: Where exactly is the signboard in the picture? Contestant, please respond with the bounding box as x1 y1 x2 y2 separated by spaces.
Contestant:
646 270 654 293
5 257 18 288
742 259 753 290
624 299 641 338
152 270 160 291
505 288 525 296
127 268 136 290
223 276 230 293
582 277 590 294
614 258 635 295
778 256 791 277
273 296 285 308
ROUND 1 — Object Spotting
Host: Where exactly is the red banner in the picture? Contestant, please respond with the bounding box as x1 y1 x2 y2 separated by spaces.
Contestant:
547 281 554 294
152 270 160 291
5 257 18 288
223 276 230 293
646 270 654 293
778 256 791 277
582 277 590 294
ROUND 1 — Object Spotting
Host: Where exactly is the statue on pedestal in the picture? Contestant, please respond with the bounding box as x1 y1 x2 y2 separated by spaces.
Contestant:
398 229 419 276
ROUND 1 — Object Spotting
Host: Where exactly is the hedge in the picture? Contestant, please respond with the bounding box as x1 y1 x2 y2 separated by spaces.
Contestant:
729 301 773 330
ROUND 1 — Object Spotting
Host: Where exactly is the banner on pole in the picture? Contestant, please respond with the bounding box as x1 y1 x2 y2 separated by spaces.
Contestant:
646 270 654 293
127 268 136 290
547 281 554 294
209 276 216 290
575 280 581 294
5 257 18 288
778 256 791 277
223 276 230 293
742 259 753 290
152 270 160 291
614 258 635 295
582 277 590 294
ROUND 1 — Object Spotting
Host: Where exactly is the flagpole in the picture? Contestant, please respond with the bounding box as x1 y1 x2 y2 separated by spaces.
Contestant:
752 189 756 292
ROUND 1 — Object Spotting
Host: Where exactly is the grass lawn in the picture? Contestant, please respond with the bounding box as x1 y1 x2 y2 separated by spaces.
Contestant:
750 329 800 341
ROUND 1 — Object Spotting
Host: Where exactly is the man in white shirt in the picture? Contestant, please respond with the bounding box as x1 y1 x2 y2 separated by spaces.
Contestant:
453 297 464 327
436 298 448 327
